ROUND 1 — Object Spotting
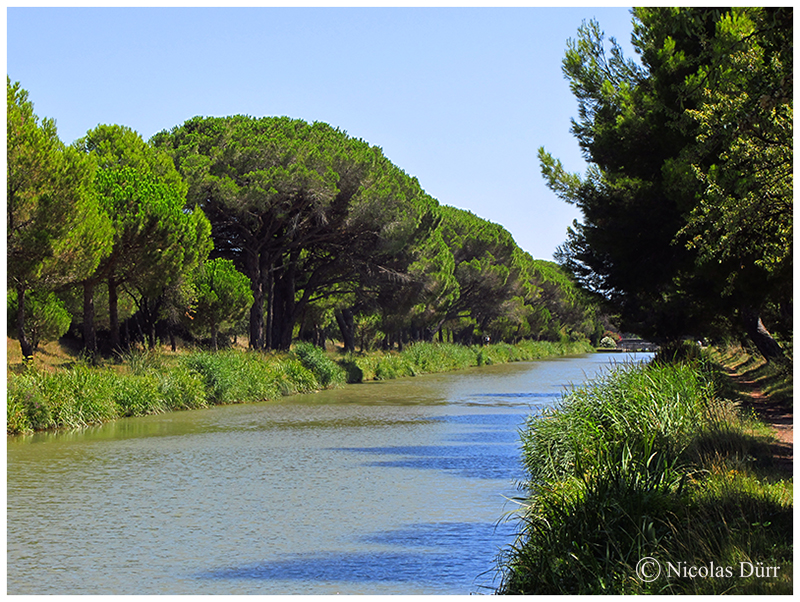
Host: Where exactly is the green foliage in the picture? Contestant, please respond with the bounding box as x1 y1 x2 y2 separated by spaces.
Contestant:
7 338 595 434
292 342 346 388
7 366 119 431
154 115 440 351
189 258 254 349
373 353 416 380
342 340 594 383
7 78 113 291
8 80 605 357
116 346 167 375
181 351 277 405
113 374 165 417
541 9 792 355
401 342 476 374
75 124 212 351
7 78 113 357
271 358 319 395
7 289 72 350
518 361 714 484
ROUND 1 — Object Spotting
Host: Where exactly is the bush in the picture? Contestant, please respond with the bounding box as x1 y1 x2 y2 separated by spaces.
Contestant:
7 289 72 350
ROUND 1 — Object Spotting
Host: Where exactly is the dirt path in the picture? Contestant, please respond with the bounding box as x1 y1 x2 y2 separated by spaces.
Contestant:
730 372 793 473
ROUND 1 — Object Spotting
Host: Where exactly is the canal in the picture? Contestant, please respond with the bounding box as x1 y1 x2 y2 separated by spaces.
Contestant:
7 351 651 594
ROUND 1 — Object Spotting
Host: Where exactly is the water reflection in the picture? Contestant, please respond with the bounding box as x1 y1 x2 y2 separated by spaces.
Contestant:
198 521 511 592
337 442 524 481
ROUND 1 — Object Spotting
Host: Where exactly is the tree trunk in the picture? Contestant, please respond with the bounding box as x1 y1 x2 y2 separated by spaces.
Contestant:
271 258 298 351
15 284 34 360
741 307 785 361
108 276 120 350
265 265 274 350
211 320 218 351
83 280 97 354
247 251 264 349
335 308 356 353
277 278 296 351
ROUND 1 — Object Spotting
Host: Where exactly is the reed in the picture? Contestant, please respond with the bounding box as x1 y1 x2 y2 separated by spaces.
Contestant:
7 338 597 434
293 342 346 388
344 340 594 382
499 351 793 595
7 365 119 431
180 350 286 404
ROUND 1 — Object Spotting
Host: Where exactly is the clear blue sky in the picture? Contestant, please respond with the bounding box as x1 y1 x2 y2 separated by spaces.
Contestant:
7 6 637 261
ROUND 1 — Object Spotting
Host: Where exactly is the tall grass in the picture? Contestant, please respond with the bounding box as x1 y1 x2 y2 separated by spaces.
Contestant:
7 338 596 434
498 352 793 594
9 365 121 431
293 342 346 388
180 350 283 404
7 349 317 434
345 339 594 382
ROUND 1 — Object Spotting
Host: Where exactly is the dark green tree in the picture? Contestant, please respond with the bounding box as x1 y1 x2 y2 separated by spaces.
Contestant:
7 78 113 358
76 125 212 351
154 115 438 351
6 289 72 351
189 258 254 350
433 206 524 343
540 8 791 358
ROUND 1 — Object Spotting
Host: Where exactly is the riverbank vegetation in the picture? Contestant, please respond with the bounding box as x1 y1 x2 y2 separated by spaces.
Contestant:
498 10 794 588
7 338 594 435
498 344 792 594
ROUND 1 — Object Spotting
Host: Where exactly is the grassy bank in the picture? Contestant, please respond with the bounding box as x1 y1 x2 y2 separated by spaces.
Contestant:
7 339 594 435
498 346 792 594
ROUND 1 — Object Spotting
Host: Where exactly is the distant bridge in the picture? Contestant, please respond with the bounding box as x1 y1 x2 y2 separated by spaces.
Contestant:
617 338 659 352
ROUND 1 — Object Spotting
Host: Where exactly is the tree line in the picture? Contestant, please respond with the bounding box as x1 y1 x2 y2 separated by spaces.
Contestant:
540 7 792 361
8 79 604 358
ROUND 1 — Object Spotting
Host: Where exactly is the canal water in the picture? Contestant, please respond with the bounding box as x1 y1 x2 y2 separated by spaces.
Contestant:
7 352 651 595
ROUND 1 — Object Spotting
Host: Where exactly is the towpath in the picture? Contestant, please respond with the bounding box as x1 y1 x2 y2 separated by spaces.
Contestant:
730 370 793 474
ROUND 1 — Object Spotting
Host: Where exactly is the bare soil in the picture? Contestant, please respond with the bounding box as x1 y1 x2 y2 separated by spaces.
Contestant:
730 370 793 474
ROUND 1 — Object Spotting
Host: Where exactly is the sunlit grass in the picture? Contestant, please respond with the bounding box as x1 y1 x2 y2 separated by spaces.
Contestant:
7 338 597 434
498 348 793 595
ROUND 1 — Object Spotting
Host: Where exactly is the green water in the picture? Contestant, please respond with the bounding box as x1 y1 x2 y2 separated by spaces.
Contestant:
7 352 652 594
